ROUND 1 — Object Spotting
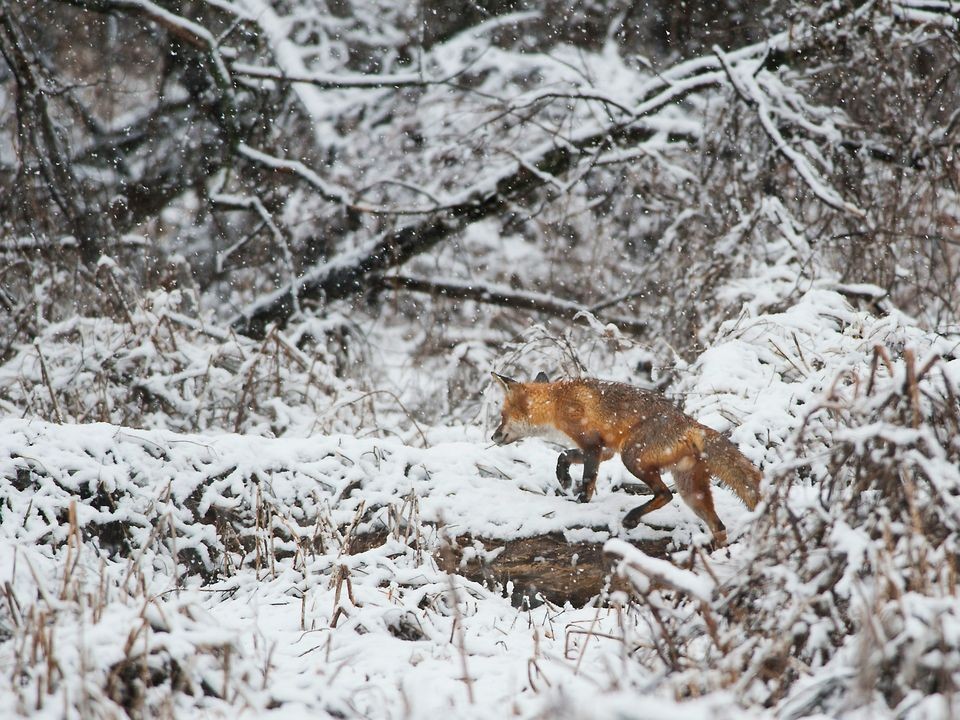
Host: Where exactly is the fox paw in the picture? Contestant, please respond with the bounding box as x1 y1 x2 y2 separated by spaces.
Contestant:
622 508 643 529
705 529 728 552
575 486 597 503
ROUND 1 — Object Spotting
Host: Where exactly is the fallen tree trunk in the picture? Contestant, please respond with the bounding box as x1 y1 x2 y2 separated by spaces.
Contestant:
354 526 673 607
453 531 672 607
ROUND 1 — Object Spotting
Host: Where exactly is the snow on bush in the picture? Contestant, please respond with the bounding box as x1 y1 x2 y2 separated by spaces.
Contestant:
1 289 957 720
0 290 369 438
610 288 960 718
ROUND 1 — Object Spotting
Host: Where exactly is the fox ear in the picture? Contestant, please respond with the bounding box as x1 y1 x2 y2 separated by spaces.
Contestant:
491 372 519 390
533 371 549 383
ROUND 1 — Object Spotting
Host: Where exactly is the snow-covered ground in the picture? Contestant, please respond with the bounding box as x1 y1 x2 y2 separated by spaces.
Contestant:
0 418 756 719
2 287 958 719
4 1 960 717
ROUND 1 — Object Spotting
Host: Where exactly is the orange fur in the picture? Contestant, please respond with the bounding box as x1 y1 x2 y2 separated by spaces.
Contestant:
492 376 761 545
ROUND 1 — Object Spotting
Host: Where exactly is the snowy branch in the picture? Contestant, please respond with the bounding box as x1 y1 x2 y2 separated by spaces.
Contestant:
379 275 649 335
231 62 476 90
714 46 867 219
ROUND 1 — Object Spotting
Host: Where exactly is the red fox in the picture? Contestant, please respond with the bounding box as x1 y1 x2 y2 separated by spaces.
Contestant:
491 372 761 545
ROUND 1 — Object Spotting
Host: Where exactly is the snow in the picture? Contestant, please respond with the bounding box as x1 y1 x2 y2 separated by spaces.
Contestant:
0 416 752 719
0 419 731 547
605 539 714 601
3 285 959 719
6 276 956 719
4 1 960 717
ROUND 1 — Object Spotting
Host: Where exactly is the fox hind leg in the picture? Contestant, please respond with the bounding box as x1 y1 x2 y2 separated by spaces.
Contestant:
673 460 727 546
621 444 673 528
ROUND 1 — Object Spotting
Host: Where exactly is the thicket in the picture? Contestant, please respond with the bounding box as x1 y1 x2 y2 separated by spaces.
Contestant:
1 1 959 717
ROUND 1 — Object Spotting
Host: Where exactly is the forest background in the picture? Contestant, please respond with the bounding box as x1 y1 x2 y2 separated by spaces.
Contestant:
1 1 959 718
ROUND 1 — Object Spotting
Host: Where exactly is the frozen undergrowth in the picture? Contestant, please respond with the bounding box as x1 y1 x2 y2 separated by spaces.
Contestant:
0 290 381 439
0 290 958 720
637 289 960 718
0 415 749 719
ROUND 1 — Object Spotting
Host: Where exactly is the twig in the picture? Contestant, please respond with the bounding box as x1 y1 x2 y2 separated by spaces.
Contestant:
439 531 475 704
34 343 63 424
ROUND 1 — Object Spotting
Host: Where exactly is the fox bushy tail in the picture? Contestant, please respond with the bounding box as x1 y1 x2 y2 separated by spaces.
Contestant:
700 430 761 509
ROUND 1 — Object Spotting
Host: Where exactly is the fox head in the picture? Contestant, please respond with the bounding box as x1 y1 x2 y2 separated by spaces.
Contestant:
490 371 549 445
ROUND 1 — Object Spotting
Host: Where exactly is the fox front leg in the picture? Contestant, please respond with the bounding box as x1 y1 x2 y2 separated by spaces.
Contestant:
556 448 583 491
578 448 601 503
555 447 601 503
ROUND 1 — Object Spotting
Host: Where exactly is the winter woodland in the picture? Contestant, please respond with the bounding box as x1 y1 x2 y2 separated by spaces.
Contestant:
1 1 959 718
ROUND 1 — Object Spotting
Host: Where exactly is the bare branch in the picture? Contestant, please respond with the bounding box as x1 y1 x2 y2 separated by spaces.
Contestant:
0 0 106 264
506 89 638 118
210 192 294 277
238 144 353 206
714 45 867 219
230 61 477 90
380 275 648 335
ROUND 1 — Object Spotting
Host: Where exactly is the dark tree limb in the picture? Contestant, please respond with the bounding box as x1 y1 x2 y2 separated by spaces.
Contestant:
229 186 516 338
229 2 908 339
0 0 106 264
380 275 648 335
229 99 706 338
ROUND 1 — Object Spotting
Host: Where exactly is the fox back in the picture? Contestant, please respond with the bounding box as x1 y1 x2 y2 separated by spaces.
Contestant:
493 377 690 452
